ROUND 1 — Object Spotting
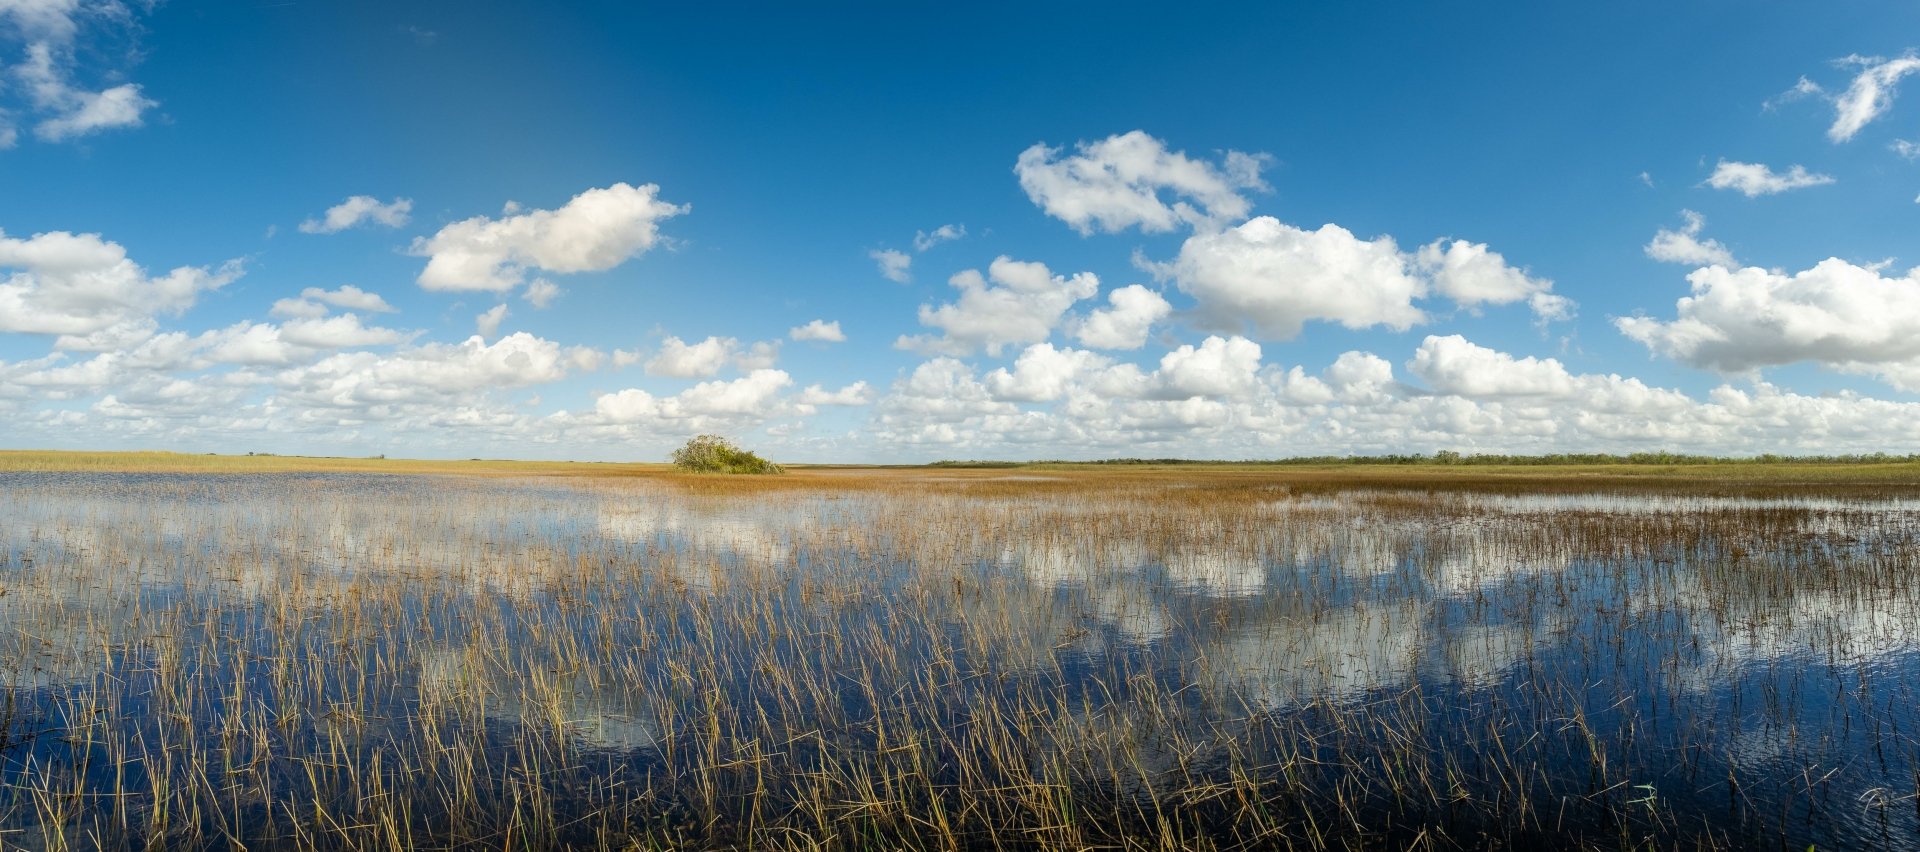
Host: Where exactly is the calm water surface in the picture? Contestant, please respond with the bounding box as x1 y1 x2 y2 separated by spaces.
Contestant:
3 471 1919 849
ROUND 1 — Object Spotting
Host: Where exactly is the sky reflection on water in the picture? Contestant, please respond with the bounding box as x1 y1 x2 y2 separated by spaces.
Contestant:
4 472 1920 848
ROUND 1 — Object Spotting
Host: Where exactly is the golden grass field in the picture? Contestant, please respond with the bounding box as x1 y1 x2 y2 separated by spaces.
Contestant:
14 448 1920 487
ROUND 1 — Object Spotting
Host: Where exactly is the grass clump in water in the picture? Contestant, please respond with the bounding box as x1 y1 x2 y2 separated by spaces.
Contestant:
670 434 785 474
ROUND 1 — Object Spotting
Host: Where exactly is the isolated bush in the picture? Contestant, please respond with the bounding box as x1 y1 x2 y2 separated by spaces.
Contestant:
670 434 784 474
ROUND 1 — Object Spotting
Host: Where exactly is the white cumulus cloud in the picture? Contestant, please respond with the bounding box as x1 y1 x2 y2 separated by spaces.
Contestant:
268 298 329 320
1152 212 1573 338
667 369 792 417
872 358 1018 444
984 343 1112 402
14 39 156 143
1408 335 1575 398
736 340 780 370
1146 335 1264 399
896 256 1099 356
0 1 88 42
1087 336 1267 402
270 285 396 319
1071 284 1171 350
1016 130 1266 235
475 304 509 339
863 335 1844 458
1415 239 1567 321
300 196 413 234
279 314 412 350
645 335 737 378
870 248 911 283
309 284 395 312
789 319 845 343
275 332 586 412
1704 160 1834 197
591 369 794 424
1645 210 1735 267
31 82 154 141
1166 217 1426 339
913 224 965 251
413 182 686 293
1829 53 1920 142
269 284 398 320
522 278 562 309
1618 258 1920 389
0 229 240 336
198 315 414 367
797 381 874 406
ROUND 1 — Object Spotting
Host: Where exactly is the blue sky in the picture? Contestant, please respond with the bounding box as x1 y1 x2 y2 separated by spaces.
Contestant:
5 1 1920 461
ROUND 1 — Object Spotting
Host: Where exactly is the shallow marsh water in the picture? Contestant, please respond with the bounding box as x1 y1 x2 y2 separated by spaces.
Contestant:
3 470 1920 849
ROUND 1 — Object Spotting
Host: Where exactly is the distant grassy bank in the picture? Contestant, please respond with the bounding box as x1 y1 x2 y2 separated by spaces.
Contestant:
0 450 668 476
933 451 1920 468
10 449 1920 489
923 452 1920 486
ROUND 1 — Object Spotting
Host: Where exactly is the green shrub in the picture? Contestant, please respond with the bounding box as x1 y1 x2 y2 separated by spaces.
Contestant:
670 434 785 474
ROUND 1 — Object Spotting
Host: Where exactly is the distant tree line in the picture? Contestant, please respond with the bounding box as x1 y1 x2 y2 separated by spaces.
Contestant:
929 452 1920 468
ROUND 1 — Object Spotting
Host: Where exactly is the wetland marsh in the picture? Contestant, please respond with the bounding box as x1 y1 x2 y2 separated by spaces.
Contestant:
4 461 1920 849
